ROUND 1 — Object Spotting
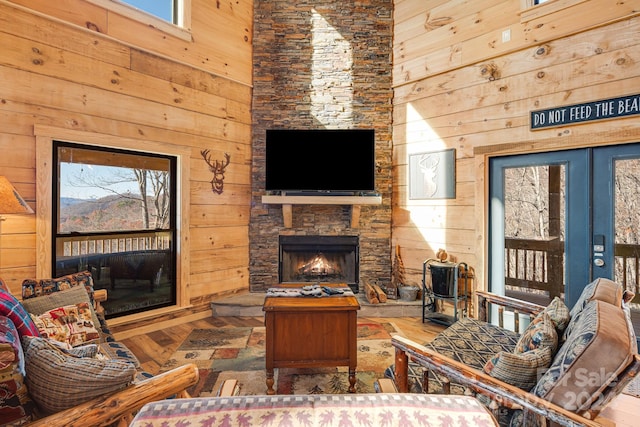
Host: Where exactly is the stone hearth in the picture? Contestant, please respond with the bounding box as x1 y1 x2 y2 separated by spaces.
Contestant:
210 292 422 318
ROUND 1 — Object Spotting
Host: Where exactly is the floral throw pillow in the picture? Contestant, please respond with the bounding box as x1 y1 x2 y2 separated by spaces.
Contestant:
30 303 100 347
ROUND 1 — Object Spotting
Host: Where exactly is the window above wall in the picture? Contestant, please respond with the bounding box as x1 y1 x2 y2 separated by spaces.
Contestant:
520 0 587 23
121 0 177 24
86 0 191 40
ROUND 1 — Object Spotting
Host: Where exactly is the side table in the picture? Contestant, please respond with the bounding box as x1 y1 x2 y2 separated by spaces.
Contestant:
262 286 360 394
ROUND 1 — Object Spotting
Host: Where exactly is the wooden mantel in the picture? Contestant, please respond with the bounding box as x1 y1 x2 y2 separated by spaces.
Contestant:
261 195 382 228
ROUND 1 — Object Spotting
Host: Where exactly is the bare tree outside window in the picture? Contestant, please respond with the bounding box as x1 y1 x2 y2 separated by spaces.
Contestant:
614 159 640 297
503 165 565 301
58 150 171 234
54 142 176 319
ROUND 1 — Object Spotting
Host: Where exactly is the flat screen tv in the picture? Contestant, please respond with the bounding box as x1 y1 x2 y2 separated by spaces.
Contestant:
265 129 376 194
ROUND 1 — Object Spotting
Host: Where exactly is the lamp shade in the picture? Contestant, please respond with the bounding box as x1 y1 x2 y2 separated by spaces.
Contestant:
0 176 34 215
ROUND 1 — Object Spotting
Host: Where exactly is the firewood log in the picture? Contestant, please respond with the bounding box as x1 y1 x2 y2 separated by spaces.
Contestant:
364 281 379 304
372 284 388 303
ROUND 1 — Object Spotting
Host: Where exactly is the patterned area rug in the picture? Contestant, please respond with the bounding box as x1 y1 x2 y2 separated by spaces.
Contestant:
624 374 640 398
160 322 399 397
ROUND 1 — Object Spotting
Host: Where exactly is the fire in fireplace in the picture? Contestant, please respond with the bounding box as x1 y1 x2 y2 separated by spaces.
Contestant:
279 235 359 292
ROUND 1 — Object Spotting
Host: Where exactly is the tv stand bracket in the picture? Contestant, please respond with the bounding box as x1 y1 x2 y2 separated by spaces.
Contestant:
261 195 382 228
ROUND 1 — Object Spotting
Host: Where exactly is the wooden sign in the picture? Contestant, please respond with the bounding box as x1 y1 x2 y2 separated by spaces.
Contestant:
531 93 640 130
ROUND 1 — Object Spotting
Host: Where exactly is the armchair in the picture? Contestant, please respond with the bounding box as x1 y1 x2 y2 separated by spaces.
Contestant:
388 279 640 427
1 271 199 426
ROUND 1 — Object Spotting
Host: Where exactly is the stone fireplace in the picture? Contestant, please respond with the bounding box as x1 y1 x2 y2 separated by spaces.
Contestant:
279 235 359 292
249 1 393 293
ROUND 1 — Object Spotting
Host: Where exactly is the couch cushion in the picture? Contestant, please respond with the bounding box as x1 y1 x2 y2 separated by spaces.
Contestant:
30 303 101 347
427 317 520 369
569 277 622 319
532 300 635 412
564 278 624 341
384 317 520 394
484 346 553 391
22 336 136 414
514 312 558 354
0 316 37 425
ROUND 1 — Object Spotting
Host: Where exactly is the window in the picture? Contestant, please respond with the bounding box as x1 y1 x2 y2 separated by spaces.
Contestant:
85 0 191 40
54 142 177 319
520 0 586 23
521 0 552 7
122 0 180 25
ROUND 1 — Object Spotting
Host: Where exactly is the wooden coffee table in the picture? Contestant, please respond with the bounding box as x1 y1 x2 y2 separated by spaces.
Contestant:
262 285 360 395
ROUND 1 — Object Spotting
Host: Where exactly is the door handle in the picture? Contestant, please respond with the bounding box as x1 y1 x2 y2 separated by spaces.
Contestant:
594 258 605 267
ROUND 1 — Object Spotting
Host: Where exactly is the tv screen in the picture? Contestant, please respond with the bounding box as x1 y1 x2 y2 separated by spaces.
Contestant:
265 129 376 194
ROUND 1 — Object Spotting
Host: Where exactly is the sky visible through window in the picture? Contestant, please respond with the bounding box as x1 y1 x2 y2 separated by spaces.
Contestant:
124 0 173 22
61 164 143 200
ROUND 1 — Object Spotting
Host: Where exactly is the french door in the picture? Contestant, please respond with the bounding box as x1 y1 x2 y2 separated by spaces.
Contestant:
489 143 640 318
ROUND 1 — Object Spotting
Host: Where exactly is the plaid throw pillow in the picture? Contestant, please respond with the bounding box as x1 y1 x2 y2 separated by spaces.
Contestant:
484 347 553 390
0 288 40 337
22 336 135 414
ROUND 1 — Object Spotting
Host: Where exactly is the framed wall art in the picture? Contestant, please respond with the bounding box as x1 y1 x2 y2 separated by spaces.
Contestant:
409 149 456 199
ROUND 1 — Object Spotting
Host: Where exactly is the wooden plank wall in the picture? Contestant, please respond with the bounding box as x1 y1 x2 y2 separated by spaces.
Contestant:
0 0 253 330
392 0 640 292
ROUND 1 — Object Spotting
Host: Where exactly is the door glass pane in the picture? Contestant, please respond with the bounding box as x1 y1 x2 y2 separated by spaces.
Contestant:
613 158 640 306
503 165 566 305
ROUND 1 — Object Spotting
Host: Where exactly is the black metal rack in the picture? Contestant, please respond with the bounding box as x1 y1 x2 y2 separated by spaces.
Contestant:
422 259 468 326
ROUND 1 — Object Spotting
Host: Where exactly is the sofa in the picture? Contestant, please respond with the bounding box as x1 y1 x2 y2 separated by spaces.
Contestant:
386 277 640 427
0 271 198 426
128 393 500 427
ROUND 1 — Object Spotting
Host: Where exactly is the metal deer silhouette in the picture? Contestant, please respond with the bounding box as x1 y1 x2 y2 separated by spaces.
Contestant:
200 150 230 194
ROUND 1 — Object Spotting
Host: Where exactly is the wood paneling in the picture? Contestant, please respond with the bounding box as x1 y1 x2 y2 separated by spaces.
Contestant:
0 0 252 323
7 0 253 84
392 0 640 295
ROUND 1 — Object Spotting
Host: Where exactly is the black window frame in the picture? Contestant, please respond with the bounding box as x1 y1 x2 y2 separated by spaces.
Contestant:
53 141 178 318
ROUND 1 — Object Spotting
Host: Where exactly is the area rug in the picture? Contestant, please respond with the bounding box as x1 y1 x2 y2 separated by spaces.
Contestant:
623 373 640 398
160 322 400 397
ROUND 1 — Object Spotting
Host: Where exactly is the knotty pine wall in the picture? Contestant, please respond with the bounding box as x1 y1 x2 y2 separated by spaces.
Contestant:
3 0 640 332
0 0 252 332
392 0 640 296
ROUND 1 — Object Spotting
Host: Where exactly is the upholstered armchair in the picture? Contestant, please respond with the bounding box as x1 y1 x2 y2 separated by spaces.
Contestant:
1 271 198 426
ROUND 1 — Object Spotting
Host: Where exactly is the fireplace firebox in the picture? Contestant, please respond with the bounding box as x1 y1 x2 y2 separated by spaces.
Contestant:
279 235 359 293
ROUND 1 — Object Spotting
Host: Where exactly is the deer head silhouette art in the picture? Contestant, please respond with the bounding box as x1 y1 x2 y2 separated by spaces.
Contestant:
200 150 230 194
418 153 440 197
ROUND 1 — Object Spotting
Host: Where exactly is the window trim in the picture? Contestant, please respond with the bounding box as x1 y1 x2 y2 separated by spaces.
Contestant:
520 0 588 23
34 125 191 317
85 0 192 42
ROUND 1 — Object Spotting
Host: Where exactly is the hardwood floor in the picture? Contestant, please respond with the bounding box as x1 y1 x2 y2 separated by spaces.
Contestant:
119 315 443 375
119 315 637 426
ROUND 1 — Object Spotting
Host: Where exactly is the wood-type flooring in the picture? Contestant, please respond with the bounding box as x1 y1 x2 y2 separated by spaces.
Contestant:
120 315 637 426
